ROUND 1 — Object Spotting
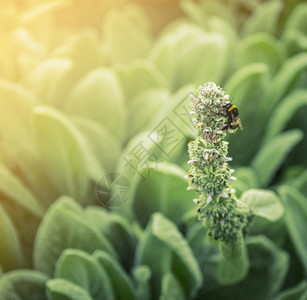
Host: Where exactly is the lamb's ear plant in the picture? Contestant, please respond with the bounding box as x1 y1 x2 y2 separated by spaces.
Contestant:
187 82 253 284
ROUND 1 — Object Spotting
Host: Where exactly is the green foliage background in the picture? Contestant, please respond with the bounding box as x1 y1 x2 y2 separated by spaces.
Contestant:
0 0 306 299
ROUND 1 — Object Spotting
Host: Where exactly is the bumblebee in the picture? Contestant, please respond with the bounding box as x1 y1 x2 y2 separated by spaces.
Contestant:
222 102 242 131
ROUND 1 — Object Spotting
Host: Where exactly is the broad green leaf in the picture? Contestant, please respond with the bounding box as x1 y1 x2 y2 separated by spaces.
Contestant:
224 63 269 164
63 68 126 141
284 2 307 33
205 235 289 299
55 249 114 300
159 272 185 300
282 29 307 55
103 4 152 64
175 31 228 88
252 129 303 186
149 37 176 88
26 30 101 106
217 233 249 285
128 88 170 138
114 60 166 100
31 106 89 203
239 33 285 73
93 250 135 300
241 189 284 222
0 270 48 300
23 58 73 105
135 213 202 298
274 280 307 300
231 167 260 196
47 279 93 300
264 89 307 142
132 265 151 300
34 196 115 277
134 162 197 227
278 185 307 273
224 63 269 109
0 204 21 271
180 0 207 28
85 207 136 270
242 0 283 36
261 53 307 117
0 80 37 168
112 131 159 219
0 164 43 217
72 117 121 177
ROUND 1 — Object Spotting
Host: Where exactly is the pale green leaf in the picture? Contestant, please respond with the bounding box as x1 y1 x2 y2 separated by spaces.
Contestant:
242 0 283 36
47 279 93 300
134 162 197 227
159 272 185 300
34 196 115 277
0 164 43 217
114 60 166 100
93 250 135 300
261 53 307 117
217 233 249 285
72 117 121 176
239 33 285 73
55 249 114 300
63 68 126 141
252 130 303 186
135 213 202 298
132 265 151 300
31 106 89 203
0 270 48 300
278 185 307 273
103 4 152 64
241 189 284 221
264 89 307 142
0 204 21 271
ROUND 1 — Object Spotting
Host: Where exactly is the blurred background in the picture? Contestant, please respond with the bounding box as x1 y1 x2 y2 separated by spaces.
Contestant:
0 0 307 299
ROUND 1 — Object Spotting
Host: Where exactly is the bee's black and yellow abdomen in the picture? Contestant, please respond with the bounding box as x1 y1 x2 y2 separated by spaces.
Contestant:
223 102 242 131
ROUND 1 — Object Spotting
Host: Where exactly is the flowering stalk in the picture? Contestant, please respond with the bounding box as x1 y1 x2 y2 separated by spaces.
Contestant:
187 82 252 242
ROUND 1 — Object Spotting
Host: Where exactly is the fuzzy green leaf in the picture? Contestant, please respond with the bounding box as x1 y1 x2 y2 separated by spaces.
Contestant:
25 31 101 106
55 249 114 300
135 213 202 298
103 4 152 64
159 272 185 300
31 106 89 203
93 250 135 300
239 33 285 73
264 89 307 142
85 207 136 270
241 189 284 222
242 0 283 36
278 185 307 273
0 164 43 218
134 162 197 227
252 129 303 186
34 196 115 277
0 270 48 300
115 60 166 100
72 117 121 177
0 204 21 271
132 265 151 300
217 233 249 285
63 68 126 141
274 280 307 300
47 279 93 300
261 53 307 117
